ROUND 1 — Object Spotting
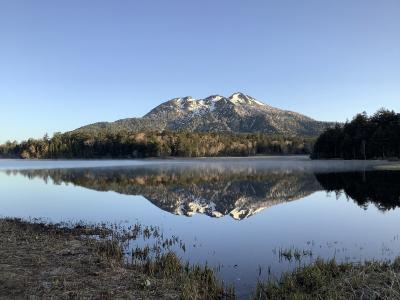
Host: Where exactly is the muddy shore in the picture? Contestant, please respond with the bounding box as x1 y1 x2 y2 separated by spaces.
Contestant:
0 218 230 299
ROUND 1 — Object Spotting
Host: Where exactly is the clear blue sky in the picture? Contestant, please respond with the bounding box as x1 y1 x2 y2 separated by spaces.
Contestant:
1 0 399 143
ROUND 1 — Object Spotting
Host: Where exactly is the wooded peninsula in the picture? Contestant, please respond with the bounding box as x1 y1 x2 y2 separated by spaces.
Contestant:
312 109 400 160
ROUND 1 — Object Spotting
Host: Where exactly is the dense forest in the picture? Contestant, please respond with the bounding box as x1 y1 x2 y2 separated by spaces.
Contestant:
0 131 313 159
311 109 400 159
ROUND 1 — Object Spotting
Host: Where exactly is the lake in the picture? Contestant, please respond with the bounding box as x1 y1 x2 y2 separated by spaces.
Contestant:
1 156 400 299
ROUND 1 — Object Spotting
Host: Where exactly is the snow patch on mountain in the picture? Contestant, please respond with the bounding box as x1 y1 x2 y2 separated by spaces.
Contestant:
76 92 332 136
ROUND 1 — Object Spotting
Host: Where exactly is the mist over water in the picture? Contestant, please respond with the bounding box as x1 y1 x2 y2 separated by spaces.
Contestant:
1 156 400 298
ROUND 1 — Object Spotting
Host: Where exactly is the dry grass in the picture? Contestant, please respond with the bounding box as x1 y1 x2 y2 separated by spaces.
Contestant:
138 253 234 299
254 258 400 300
0 218 233 299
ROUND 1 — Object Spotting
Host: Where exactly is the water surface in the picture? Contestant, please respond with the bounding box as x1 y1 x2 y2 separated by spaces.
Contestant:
1 157 400 298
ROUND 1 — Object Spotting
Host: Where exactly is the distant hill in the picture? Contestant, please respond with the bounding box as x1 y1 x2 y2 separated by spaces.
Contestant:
75 92 332 136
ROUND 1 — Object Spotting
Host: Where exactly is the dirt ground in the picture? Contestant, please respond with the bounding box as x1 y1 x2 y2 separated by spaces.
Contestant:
0 218 179 299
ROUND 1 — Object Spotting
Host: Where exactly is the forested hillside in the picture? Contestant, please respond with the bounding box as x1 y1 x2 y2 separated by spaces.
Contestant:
0 131 313 159
312 109 400 159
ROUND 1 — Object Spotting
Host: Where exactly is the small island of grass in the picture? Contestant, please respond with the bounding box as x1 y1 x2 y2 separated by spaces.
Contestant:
254 257 400 299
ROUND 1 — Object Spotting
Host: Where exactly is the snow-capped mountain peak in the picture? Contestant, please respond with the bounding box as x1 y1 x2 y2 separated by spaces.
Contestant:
77 92 332 136
228 92 264 106
170 93 265 109
204 95 224 102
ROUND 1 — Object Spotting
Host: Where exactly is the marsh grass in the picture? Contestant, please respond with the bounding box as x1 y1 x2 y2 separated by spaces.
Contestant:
4 217 400 299
89 221 235 299
1 218 233 299
95 239 123 261
275 247 313 263
254 257 400 299
134 252 235 299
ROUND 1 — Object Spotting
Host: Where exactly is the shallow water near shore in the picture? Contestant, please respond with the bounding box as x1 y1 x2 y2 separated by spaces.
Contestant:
1 156 400 299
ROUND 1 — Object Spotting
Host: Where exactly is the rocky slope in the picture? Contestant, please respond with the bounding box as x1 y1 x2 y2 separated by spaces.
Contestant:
75 93 332 136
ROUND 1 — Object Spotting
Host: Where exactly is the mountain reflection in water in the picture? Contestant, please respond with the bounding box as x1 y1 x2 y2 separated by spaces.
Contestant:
8 166 400 219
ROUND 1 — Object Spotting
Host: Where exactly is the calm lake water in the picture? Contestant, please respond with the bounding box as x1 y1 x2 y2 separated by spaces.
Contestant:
1 156 400 298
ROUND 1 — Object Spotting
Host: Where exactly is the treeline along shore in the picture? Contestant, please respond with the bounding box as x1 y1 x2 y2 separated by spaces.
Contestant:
0 131 312 159
1 108 399 160
312 109 400 160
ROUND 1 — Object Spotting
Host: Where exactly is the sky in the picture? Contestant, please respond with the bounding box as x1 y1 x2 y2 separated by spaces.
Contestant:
0 0 399 143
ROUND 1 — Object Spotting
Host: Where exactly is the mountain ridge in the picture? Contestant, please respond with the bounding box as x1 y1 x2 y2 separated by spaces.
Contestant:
75 92 332 136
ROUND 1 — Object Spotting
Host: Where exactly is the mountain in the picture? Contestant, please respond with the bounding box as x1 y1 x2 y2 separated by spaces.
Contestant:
75 93 332 136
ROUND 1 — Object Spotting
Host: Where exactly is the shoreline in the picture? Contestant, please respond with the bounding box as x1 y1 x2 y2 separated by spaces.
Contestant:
0 154 309 161
1 156 400 174
3 217 400 299
0 218 233 299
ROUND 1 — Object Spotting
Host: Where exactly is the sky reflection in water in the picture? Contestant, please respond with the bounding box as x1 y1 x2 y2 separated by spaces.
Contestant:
1 157 400 298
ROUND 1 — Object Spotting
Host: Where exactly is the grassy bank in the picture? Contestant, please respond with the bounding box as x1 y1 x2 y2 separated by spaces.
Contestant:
254 258 400 300
0 218 233 299
3 217 400 299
